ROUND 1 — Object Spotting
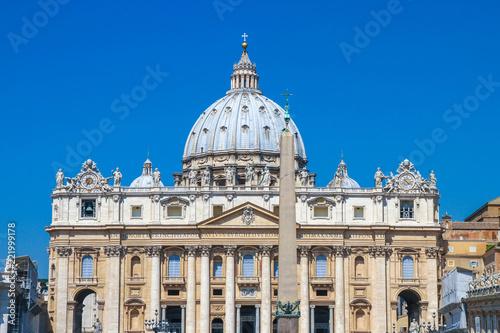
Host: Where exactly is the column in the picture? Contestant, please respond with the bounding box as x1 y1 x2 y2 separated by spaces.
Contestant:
299 246 311 333
146 246 162 319
225 245 237 333
236 305 241 333
200 245 212 333
161 305 167 321
370 246 389 333
329 305 334 333
105 245 124 333
333 246 345 333
487 313 492 333
255 305 260 333
493 313 498 333
260 245 272 333
181 305 186 333
425 247 439 317
55 247 71 333
185 246 198 333
310 305 315 333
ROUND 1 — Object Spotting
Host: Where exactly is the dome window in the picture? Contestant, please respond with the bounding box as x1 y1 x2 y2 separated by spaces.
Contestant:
211 108 217 115
220 126 227 132
203 128 209 134
242 106 249 113
263 126 270 140
225 107 232 114
274 109 280 116
259 106 266 113
242 125 249 133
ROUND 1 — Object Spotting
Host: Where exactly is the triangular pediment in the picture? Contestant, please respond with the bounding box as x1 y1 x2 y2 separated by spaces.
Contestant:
198 202 279 228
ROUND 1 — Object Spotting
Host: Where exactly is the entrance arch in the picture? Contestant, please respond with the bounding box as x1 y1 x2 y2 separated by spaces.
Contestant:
395 289 422 333
73 288 98 333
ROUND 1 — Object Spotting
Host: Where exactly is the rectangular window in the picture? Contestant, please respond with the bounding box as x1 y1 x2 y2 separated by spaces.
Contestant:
400 201 414 219
213 289 223 296
273 261 279 277
314 206 328 218
273 289 278 297
213 262 223 277
167 289 180 296
167 206 182 217
469 261 479 267
131 206 142 218
448 260 455 267
448 246 453 252
81 200 96 218
316 290 328 297
273 205 280 216
213 205 223 217
354 206 364 219
470 246 476 253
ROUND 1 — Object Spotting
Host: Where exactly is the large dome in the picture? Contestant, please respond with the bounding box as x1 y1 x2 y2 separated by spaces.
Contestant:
183 91 306 159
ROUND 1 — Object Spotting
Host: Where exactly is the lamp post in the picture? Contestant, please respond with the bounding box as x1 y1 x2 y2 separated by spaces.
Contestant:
393 323 396 333
145 309 171 333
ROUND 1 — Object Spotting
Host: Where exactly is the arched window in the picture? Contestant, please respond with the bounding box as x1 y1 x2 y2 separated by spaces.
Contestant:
168 255 181 277
402 256 414 279
81 256 93 278
130 309 140 329
131 256 141 277
212 318 223 333
213 256 223 277
242 254 254 277
273 258 279 277
316 255 327 277
355 256 365 277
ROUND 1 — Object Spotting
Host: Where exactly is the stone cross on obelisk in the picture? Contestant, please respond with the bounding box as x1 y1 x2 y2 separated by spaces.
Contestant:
276 90 300 332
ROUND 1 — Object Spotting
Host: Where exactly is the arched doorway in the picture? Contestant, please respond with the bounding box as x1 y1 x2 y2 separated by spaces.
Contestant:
396 289 421 333
73 289 98 333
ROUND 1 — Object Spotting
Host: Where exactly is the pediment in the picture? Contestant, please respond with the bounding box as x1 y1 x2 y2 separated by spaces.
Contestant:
198 202 279 228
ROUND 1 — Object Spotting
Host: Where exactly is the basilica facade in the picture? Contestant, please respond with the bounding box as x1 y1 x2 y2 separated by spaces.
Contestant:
46 42 444 333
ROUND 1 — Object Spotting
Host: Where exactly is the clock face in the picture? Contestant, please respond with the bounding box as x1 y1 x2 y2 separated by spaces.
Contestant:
82 173 97 188
399 173 415 190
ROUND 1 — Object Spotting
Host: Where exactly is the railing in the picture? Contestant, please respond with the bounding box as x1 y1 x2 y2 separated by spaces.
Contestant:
310 276 334 285
237 276 260 285
74 277 99 285
126 276 145 284
467 284 500 297
398 278 420 284
271 277 278 284
162 276 185 285
210 276 225 284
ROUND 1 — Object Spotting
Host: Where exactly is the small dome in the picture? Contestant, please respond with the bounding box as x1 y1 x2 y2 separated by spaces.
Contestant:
130 157 164 187
327 158 360 188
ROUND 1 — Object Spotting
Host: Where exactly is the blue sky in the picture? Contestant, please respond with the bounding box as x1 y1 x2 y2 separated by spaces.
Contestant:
1 0 500 277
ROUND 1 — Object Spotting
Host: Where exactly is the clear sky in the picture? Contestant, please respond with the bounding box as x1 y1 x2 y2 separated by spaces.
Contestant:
2 0 500 277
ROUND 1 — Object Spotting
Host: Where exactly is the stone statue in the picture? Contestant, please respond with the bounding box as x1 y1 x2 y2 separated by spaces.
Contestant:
384 172 396 192
245 164 255 186
225 166 235 186
111 168 122 187
188 169 197 186
409 318 418 333
334 169 343 187
65 177 76 191
299 168 308 186
202 167 211 186
429 170 437 188
374 167 385 187
261 167 271 186
153 168 161 186
56 169 64 188
173 174 181 187
93 318 102 333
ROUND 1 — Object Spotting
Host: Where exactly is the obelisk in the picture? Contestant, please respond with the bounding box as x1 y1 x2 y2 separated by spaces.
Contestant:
277 90 300 332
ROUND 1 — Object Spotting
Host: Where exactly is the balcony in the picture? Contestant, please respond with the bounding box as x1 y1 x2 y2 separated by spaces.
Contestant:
310 276 334 287
237 276 260 287
398 278 420 285
351 276 369 285
74 277 99 286
126 276 145 285
162 276 185 287
210 276 225 285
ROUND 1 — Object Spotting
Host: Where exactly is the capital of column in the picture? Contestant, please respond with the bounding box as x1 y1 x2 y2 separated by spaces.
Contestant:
236 304 241 309
104 245 126 257
185 245 199 256
332 245 350 257
369 245 392 257
255 304 261 309
310 305 315 309
224 245 237 256
180 304 186 309
425 246 441 259
298 245 311 257
145 245 162 257
259 245 272 257
200 245 212 256
328 305 334 309
56 246 72 257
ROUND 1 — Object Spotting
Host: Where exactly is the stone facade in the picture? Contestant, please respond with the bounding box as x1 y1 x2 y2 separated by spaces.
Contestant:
46 41 444 333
